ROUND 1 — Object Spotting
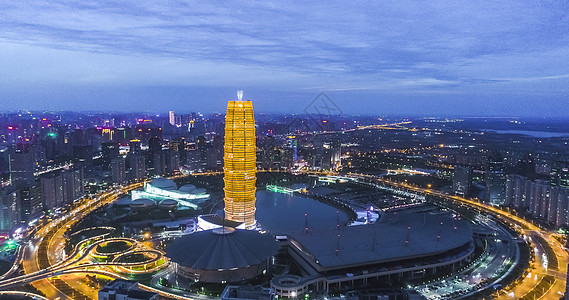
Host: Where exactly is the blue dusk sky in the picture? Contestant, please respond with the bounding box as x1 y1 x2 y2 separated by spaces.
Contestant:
1 1 569 116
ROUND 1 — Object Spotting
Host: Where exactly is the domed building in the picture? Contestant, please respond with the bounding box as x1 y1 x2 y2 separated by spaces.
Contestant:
129 199 156 212
165 227 279 283
178 184 197 193
158 199 179 211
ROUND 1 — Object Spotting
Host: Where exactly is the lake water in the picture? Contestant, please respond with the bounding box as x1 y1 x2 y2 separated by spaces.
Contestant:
255 190 348 234
484 129 569 138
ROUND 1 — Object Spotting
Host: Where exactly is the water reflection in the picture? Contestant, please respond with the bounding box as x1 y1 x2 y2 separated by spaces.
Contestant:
255 190 348 234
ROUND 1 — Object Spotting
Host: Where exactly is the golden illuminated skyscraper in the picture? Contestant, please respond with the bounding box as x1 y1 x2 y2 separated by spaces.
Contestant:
223 94 257 229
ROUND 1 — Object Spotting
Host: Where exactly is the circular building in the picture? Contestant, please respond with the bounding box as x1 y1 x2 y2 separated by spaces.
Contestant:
158 199 179 211
147 178 178 191
165 227 279 283
129 199 156 212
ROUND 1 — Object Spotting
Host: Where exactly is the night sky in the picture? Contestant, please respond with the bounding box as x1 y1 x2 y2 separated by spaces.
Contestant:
1 1 569 116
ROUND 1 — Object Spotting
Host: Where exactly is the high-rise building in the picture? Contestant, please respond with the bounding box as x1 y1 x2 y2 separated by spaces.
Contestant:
101 127 114 142
19 183 42 224
506 174 569 227
128 154 146 180
164 149 180 174
505 174 530 208
329 139 342 169
152 151 166 175
129 139 142 155
486 156 506 206
0 187 20 233
111 157 127 184
41 167 84 211
453 166 472 196
169 111 175 126
551 161 569 189
9 143 35 185
223 97 257 229
101 142 120 170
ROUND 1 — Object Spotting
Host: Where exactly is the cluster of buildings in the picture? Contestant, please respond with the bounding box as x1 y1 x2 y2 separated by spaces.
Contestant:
506 174 569 227
452 157 569 228
0 142 85 234
0 111 215 235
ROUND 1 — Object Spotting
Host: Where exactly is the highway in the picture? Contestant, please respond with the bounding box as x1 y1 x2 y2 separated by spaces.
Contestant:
419 215 519 299
15 182 147 299
1 176 197 300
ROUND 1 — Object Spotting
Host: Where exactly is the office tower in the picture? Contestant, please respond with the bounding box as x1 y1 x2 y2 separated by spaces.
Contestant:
111 157 127 184
486 155 506 205
9 143 35 185
0 187 20 232
129 154 146 180
453 166 472 196
223 97 257 229
169 111 175 126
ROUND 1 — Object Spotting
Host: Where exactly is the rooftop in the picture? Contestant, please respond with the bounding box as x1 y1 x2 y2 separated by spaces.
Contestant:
166 228 279 270
148 177 177 190
288 212 472 270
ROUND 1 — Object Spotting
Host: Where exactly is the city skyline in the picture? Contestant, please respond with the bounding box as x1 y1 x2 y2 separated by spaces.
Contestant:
2 2 569 299
1 1 569 116
1 93 569 299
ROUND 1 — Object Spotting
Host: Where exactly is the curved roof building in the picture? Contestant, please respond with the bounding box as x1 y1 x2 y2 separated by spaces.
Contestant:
148 178 177 190
129 199 156 211
178 184 197 193
131 177 210 209
288 212 472 273
158 199 179 211
166 227 279 283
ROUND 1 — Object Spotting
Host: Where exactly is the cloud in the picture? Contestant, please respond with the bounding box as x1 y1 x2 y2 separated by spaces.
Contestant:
0 1 569 115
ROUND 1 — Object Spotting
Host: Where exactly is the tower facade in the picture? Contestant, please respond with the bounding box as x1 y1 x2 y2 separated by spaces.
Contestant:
223 99 257 228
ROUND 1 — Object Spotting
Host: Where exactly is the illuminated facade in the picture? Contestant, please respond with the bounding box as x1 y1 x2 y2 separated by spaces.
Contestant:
223 98 257 229
131 178 209 209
